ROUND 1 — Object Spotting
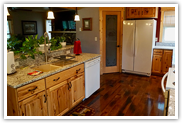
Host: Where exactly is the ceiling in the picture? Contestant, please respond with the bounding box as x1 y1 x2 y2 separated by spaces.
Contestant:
8 7 83 13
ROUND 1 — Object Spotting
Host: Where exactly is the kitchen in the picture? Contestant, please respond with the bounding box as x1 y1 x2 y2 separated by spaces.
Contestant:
5 4 176 119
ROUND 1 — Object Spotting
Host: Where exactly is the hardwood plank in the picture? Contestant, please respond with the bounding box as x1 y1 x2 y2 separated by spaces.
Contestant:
64 73 165 116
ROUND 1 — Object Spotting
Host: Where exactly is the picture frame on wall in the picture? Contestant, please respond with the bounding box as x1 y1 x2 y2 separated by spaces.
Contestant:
82 18 92 31
22 21 37 35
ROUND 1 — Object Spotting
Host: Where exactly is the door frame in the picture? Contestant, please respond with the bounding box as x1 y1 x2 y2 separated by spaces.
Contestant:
99 7 124 75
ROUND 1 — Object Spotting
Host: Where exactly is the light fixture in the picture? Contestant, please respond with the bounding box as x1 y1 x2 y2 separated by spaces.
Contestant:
7 8 10 16
47 8 55 19
74 7 80 21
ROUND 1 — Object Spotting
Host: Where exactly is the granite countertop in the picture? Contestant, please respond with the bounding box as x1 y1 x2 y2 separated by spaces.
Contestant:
7 53 101 89
153 46 174 50
168 89 175 116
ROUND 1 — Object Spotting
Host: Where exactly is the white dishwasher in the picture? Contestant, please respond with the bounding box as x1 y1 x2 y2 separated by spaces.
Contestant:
84 57 100 99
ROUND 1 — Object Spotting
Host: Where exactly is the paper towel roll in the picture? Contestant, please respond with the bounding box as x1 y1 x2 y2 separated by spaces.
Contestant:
7 51 16 74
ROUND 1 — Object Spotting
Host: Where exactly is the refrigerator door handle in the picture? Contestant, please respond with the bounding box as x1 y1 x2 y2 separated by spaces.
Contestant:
134 27 138 57
132 28 135 57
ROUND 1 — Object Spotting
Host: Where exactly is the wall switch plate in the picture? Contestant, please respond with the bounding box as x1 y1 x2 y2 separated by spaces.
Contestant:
95 37 97 41
155 37 158 42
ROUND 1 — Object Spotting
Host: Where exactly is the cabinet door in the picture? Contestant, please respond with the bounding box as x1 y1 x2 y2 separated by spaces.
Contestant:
18 91 47 116
162 50 173 74
126 7 141 18
152 55 162 73
141 7 156 18
70 73 85 108
47 80 70 116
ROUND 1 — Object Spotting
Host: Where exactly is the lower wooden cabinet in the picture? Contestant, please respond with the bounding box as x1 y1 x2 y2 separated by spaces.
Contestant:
7 63 85 116
47 80 70 116
18 91 48 116
47 73 85 116
152 55 162 73
152 49 173 75
70 74 85 108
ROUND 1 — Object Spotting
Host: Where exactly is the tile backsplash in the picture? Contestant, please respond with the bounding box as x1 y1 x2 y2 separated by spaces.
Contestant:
156 42 175 47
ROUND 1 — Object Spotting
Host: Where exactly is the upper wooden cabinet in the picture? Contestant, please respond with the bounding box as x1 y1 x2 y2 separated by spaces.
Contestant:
126 7 158 19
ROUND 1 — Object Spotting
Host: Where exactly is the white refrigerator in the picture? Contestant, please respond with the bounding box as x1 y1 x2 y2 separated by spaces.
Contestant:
122 20 157 76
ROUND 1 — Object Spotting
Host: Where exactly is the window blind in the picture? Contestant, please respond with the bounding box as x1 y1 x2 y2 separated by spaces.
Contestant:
163 11 175 27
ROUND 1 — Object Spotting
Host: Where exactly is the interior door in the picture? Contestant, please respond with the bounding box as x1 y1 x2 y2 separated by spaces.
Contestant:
122 20 135 71
103 11 121 73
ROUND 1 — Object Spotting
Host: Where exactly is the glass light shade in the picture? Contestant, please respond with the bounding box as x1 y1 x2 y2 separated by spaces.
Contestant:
7 8 10 16
74 14 80 21
47 11 55 19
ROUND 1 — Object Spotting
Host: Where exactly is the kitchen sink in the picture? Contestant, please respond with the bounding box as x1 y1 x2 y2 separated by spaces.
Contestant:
51 60 78 67
32 64 60 72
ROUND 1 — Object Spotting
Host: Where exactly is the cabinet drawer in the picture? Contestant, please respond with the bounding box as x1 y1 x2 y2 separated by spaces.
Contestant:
154 49 163 55
46 64 84 88
17 79 45 101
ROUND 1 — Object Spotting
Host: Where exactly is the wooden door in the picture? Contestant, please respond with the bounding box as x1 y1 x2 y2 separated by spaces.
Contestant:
162 50 173 74
126 7 141 18
70 73 85 108
47 80 70 116
18 91 47 116
103 11 121 73
152 55 162 73
141 7 156 18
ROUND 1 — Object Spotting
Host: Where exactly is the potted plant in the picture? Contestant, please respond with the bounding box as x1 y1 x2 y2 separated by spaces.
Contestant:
50 37 62 50
60 36 66 47
37 36 51 52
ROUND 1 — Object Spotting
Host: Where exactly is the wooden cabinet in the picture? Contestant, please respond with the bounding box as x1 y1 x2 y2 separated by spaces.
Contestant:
7 63 85 116
18 91 48 116
69 73 85 108
126 7 157 19
152 55 162 73
152 49 173 75
47 80 70 116
126 7 141 19
47 72 85 116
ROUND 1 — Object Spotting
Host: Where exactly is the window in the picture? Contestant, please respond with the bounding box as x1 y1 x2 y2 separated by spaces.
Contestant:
46 20 52 39
162 11 175 43
7 20 11 39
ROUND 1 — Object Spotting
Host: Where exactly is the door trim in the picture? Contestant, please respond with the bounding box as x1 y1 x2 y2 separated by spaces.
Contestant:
99 7 124 74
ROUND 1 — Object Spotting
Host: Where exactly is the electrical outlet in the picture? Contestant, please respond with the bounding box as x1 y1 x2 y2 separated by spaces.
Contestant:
155 37 158 41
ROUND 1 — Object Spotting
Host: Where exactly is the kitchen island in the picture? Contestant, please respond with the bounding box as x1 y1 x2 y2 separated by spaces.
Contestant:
7 53 100 116
7 53 100 88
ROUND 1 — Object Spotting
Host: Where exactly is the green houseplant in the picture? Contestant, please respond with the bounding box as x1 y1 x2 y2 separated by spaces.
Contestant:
20 34 41 59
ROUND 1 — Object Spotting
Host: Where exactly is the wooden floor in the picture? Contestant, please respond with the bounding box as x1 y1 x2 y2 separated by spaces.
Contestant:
66 73 165 116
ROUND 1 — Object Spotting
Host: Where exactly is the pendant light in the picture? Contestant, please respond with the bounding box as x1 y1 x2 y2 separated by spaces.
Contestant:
74 7 80 21
47 7 55 19
7 8 10 16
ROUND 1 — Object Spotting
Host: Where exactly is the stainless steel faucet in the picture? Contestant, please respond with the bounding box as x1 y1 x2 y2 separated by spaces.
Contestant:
44 32 50 63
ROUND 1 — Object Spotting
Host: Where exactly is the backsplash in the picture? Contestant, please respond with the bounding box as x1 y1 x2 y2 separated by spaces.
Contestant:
156 42 175 47
15 46 74 68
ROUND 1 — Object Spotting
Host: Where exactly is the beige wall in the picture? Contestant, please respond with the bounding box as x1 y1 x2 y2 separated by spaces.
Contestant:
76 7 100 54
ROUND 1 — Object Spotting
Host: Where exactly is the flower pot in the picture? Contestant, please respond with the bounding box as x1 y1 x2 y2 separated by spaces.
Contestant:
60 42 66 47
38 43 51 52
